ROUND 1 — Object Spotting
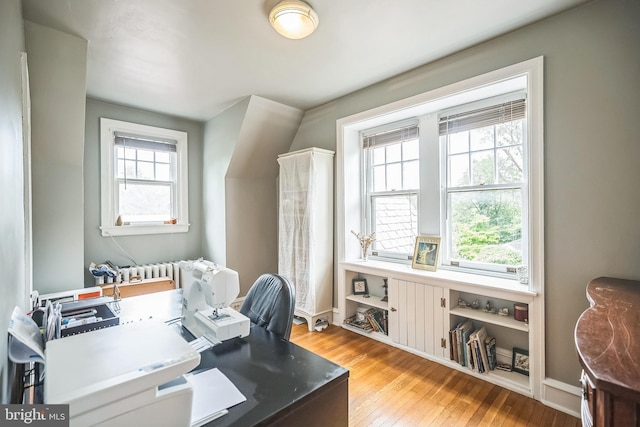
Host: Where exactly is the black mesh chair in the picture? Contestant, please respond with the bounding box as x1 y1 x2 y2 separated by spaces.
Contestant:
240 273 296 340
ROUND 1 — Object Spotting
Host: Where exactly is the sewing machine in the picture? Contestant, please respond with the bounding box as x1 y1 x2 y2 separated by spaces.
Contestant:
180 260 250 344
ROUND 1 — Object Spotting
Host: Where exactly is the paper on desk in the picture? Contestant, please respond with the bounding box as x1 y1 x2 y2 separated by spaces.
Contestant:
186 368 246 427
8 306 45 364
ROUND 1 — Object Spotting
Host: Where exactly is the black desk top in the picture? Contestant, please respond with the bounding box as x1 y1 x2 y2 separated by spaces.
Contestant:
190 324 347 426
112 290 349 426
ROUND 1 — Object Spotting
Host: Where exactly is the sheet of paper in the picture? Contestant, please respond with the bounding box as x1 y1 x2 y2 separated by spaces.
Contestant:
7 306 45 364
186 368 246 427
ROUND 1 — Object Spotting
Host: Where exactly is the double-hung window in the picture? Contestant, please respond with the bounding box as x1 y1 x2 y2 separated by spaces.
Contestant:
440 96 527 273
362 122 420 260
345 58 542 285
359 90 529 277
100 118 189 236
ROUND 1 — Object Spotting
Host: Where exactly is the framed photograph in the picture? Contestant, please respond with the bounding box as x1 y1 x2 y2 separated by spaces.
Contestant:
352 278 369 295
411 236 441 271
511 347 529 376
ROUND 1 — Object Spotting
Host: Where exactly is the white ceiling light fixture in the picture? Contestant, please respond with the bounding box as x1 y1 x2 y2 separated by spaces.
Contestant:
269 1 319 40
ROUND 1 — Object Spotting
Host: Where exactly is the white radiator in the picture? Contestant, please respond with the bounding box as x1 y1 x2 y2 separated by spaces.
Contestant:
94 261 184 288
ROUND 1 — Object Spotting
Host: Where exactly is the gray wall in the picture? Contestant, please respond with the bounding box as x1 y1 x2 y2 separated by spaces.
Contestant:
203 98 249 267
83 99 205 285
203 96 302 295
24 21 87 294
290 0 640 385
0 0 27 403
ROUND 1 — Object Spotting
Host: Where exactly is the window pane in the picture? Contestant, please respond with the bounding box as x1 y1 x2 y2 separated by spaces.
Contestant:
124 160 136 178
118 182 171 222
373 147 385 165
117 159 125 179
470 150 494 185
137 161 155 180
448 189 522 265
386 143 401 163
402 160 419 190
497 146 523 183
156 163 171 181
403 139 419 160
496 120 523 147
449 153 469 187
372 194 417 254
137 149 154 162
156 152 171 163
373 165 386 192
386 163 401 191
470 126 494 151
448 131 468 154
124 147 136 160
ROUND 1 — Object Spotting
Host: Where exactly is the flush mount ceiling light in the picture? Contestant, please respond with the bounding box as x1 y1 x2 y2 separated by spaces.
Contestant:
269 0 319 40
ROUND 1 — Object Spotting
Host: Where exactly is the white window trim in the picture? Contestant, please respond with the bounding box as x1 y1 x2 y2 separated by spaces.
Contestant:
337 57 543 296
99 118 190 237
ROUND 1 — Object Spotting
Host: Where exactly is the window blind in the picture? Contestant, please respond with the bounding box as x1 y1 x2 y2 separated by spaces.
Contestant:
362 124 419 149
439 98 526 135
114 132 177 153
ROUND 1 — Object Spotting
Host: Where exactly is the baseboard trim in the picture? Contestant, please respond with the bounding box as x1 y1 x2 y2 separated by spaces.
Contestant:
541 378 581 418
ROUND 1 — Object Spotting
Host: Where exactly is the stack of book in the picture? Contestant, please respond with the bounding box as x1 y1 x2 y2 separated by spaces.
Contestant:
449 320 497 373
344 307 388 335
344 314 373 332
363 308 387 335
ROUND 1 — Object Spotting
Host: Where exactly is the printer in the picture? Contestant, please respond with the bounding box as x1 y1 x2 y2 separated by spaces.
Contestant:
180 260 250 344
45 321 200 427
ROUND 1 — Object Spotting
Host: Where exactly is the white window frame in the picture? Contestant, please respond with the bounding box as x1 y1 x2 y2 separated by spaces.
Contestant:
362 120 420 261
100 118 189 237
338 57 543 293
439 93 528 275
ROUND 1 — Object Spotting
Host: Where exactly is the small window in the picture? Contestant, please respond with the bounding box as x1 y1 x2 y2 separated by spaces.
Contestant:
363 123 419 260
100 118 189 236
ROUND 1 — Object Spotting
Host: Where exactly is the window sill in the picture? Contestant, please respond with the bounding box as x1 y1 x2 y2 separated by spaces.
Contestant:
340 258 536 299
100 224 189 237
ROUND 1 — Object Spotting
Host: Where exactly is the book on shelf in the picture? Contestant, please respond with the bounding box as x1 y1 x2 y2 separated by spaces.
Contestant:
364 308 387 335
344 314 373 332
485 336 497 371
467 326 491 373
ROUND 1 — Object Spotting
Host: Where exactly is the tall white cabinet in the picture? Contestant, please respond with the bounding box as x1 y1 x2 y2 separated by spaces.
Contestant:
278 148 334 331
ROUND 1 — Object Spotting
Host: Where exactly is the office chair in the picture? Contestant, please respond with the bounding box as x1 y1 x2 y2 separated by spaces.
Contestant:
239 273 296 340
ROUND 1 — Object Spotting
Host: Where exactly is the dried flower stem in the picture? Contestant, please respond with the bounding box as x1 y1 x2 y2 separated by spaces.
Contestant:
351 230 376 258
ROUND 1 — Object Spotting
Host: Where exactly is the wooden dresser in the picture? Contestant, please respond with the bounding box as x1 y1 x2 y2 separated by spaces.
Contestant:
575 277 640 427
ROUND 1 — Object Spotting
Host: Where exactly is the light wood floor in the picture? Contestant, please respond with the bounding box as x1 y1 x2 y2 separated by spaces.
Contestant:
290 323 580 427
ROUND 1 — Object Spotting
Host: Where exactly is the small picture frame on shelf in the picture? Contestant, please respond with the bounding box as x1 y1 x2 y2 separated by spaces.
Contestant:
411 235 441 271
352 278 369 295
512 347 529 376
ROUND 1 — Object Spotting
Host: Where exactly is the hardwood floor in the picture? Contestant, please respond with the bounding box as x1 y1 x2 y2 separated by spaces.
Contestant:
290 323 580 427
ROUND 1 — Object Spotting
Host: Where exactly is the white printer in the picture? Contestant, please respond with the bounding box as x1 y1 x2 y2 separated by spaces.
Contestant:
45 321 200 427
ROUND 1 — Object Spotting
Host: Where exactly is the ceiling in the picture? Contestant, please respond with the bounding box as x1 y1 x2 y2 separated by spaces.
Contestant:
22 0 590 122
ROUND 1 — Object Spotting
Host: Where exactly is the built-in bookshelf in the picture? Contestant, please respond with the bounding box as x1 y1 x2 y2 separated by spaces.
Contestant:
337 260 536 397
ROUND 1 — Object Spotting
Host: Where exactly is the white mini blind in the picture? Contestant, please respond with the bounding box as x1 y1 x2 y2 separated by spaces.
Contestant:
114 132 177 152
439 98 526 135
362 124 419 149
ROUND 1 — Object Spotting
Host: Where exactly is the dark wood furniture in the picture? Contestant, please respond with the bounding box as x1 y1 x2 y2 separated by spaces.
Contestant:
575 277 640 427
119 290 349 426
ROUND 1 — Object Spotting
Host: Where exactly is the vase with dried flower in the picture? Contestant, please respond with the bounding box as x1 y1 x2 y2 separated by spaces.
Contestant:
351 230 376 261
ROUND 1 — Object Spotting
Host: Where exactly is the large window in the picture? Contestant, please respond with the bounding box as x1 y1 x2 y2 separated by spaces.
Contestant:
348 58 543 282
440 97 526 273
100 118 189 236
